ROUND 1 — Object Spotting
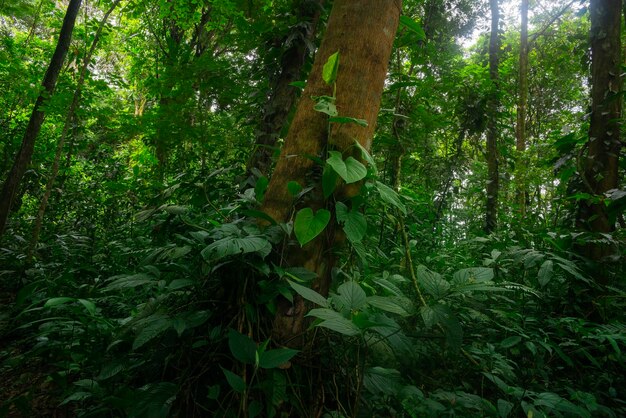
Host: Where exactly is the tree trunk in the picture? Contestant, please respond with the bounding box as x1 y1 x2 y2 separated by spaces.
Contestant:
485 0 500 234
262 0 401 346
0 0 82 238
246 0 325 179
28 0 120 261
515 0 529 218
577 0 621 274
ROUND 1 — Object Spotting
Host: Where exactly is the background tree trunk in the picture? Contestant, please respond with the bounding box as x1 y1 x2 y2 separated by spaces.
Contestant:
246 0 324 179
262 0 402 346
0 0 82 238
515 0 529 218
485 0 500 234
577 0 621 275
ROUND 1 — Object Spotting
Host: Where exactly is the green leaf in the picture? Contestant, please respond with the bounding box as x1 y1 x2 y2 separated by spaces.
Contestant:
497 399 514 418
221 367 246 393
313 96 338 116
538 260 553 287
201 236 271 261
77 299 96 316
44 297 75 308
501 336 522 349
343 157 367 183
416 266 450 299
328 116 368 126
308 308 360 336
399 15 426 40
168 279 194 290
289 80 306 89
255 176 269 202
375 181 406 214
287 181 303 196
335 202 367 243
105 273 155 291
326 151 347 179
354 140 377 175
287 280 329 307
335 281 367 311
453 267 494 284
293 208 331 246
420 303 452 328
133 315 172 350
258 348 299 369
322 51 339 85
228 328 257 365
322 164 339 198
367 295 410 316
326 152 367 184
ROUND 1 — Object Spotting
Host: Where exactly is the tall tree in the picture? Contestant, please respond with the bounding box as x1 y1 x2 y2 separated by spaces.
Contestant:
515 0 529 218
577 0 622 272
261 0 402 345
485 0 500 234
28 0 121 261
246 0 324 179
0 0 82 237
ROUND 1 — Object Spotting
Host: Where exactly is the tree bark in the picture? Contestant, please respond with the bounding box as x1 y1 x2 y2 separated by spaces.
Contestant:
515 0 529 218
28 0 121 261
261 0 401 346
246 0 325 179
577 0 621 272
0 0 82 238
485 0 500 234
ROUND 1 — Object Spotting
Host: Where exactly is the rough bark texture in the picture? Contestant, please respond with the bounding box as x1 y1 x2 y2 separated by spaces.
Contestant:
246 0 324 179
577 0 621 269
485 0 500 234
515 0 529 218
262 0 402 346
0 0 82 238
28 0 120 260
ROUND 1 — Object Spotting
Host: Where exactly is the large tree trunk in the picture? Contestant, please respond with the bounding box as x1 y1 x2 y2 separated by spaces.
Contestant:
515 0 529 218
485 0 500 234
262 0 401 346
577 0 621 275
0 0 82 238
28 0 121 261
246 0 325 179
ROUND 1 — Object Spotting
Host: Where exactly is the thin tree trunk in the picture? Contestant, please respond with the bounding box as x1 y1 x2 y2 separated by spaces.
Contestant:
0 0 82 238
28 0 121 260
246 0 324 179
485 0 500 234
515 0 529 218
262 0 401 347
577 0 621 277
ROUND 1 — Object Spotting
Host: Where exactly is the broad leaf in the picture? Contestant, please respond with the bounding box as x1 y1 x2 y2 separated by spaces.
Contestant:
335 281 367 311
538 260 553 287
375 181 406 214
228 328 257 365
258 348 298 369
335 202 367 243
308 308 360 336
416 266 450 299
287 280 329 307
322 51 339 85
453 267 494 284
293 208 331 246
221 367 245 393
201 236 271 261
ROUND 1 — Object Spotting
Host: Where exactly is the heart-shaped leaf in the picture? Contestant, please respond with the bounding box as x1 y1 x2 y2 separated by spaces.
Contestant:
294 208 331 246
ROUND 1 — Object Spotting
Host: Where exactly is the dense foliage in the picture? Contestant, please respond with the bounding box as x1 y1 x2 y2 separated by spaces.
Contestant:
0 0 624 417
